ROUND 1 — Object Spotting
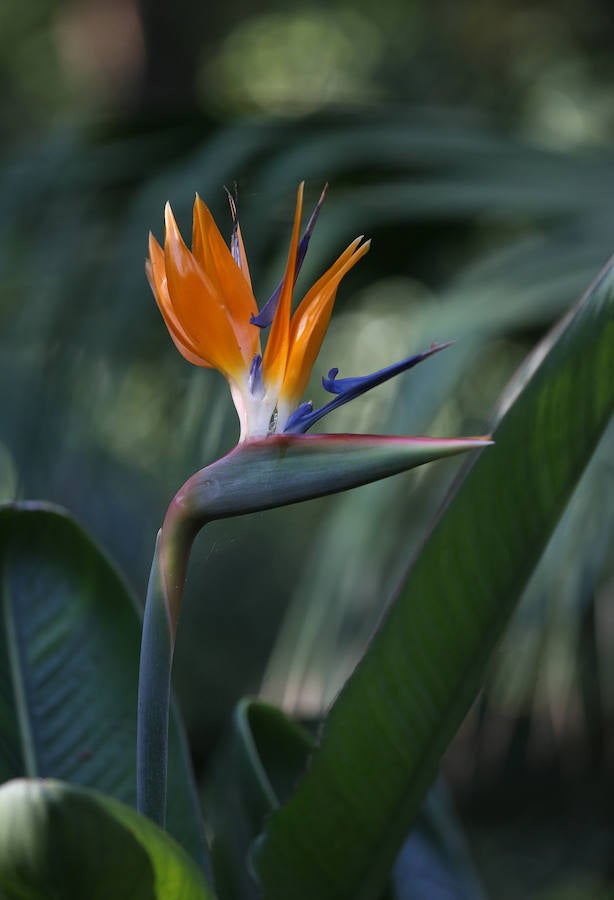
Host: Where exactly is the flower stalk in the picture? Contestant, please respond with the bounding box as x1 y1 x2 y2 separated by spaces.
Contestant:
136 183 492 827
137 534 172 826
136 434 491 824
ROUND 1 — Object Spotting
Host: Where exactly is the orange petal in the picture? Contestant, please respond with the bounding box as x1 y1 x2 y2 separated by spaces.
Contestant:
280 238 370 406
234 222 252 288
192 196 260 363
262 183 304 390
147 234 212 367
163 203 246 378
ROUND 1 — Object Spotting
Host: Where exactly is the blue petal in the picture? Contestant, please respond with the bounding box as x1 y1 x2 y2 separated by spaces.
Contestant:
283 341 454 434
249 353 265 398
251 184 328 329
283 401 314 432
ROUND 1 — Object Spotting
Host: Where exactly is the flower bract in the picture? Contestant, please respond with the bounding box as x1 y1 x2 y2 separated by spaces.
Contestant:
147 183 451 441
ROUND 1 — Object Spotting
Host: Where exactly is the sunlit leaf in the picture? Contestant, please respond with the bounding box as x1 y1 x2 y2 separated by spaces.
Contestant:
0 779 215 900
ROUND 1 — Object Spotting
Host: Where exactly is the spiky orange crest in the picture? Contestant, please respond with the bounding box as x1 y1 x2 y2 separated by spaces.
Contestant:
147 183 450 441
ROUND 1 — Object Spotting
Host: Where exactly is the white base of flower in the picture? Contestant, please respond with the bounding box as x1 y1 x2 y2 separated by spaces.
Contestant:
230 378 279 442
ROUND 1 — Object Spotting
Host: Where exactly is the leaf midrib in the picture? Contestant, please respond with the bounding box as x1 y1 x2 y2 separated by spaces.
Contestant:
2 561 37 777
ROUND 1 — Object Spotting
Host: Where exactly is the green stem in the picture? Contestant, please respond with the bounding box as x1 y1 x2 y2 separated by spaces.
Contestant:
137 534 172 825
136 501 200 826
134 433 489 826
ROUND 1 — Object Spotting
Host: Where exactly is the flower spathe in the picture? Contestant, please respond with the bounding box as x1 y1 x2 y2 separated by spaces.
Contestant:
147 182 450 441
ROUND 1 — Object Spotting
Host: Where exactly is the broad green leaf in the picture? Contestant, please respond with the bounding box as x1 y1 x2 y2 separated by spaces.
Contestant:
254 254 614 899
0 503 208 871
0 778 215 899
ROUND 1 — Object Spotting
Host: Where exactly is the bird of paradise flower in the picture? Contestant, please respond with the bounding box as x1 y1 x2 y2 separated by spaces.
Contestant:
146 182 452 441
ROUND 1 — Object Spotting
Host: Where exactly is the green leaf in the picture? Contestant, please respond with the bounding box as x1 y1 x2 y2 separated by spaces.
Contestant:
205 700 315 900
0 503 208 871
0 778 215 899
253 254 614 899
206 701 483 900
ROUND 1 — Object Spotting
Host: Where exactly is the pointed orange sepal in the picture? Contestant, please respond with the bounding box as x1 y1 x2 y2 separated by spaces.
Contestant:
162 203 248 379
262 183 305 392
146 233 213 367
192 195 259 353
280 238 371 409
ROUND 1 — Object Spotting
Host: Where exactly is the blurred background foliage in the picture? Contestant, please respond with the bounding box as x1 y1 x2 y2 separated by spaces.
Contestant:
0 0 613 896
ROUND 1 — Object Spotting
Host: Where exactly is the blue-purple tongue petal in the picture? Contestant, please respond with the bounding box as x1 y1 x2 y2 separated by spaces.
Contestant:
251 184 329 329
284 341 454 434
249 354 265 398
